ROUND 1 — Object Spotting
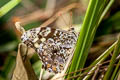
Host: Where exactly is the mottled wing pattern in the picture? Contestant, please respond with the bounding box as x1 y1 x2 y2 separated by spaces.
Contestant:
21 27 77 73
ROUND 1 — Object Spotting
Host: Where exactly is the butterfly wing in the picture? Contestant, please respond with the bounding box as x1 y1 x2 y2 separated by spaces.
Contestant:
21 27 77 73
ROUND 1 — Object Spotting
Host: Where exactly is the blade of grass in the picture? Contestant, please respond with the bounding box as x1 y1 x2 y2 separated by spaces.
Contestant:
0 0 21 18
83 41 117 80
113 69 120 80
83 0 114 73
116 70 120 80
98 0 114 24
103 35 120 80
67 0 108 79
84 0 114 73
79 0 115 79
0 41 18 52
68 0 98 73
32 60 42 77
1 54 16 79
111 56 120 80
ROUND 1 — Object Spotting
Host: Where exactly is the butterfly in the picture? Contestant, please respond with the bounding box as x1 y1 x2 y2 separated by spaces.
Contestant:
21 26 77 73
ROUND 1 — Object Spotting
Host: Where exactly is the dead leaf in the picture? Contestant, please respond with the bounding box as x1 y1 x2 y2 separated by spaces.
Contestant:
12 43 38 80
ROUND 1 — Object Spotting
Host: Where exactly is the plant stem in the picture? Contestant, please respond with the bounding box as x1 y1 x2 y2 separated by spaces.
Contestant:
0 0 21 18
111 57 120 80
83 41 117 80
103 36 120 80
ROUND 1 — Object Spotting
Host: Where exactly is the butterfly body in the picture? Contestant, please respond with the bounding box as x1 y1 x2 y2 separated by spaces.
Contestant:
21 27 77 73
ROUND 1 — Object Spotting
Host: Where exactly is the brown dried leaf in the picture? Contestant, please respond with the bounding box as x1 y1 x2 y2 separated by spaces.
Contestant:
12 43 38 80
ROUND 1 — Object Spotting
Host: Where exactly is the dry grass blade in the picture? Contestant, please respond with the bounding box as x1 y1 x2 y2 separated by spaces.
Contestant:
12 43 38 80
40 3 80 28
117 73 120 80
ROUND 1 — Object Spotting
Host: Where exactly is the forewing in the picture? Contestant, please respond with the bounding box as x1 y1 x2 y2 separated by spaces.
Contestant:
21 27 77 73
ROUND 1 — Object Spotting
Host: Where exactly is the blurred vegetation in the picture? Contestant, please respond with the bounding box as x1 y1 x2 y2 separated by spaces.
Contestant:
0 0 120 80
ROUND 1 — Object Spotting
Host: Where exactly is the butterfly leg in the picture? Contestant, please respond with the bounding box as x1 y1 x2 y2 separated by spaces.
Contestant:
39 68 44 80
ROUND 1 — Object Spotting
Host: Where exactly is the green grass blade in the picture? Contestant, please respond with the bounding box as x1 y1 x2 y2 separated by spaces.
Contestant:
68 0 98 73
67 0 115 79
32 60 42 77
83 41 117 80
98 0 114 24
115 70 120 80
111 57 120 80
103 36 120 80
1 54 16 79
67 0 107 78
0 0 21 18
